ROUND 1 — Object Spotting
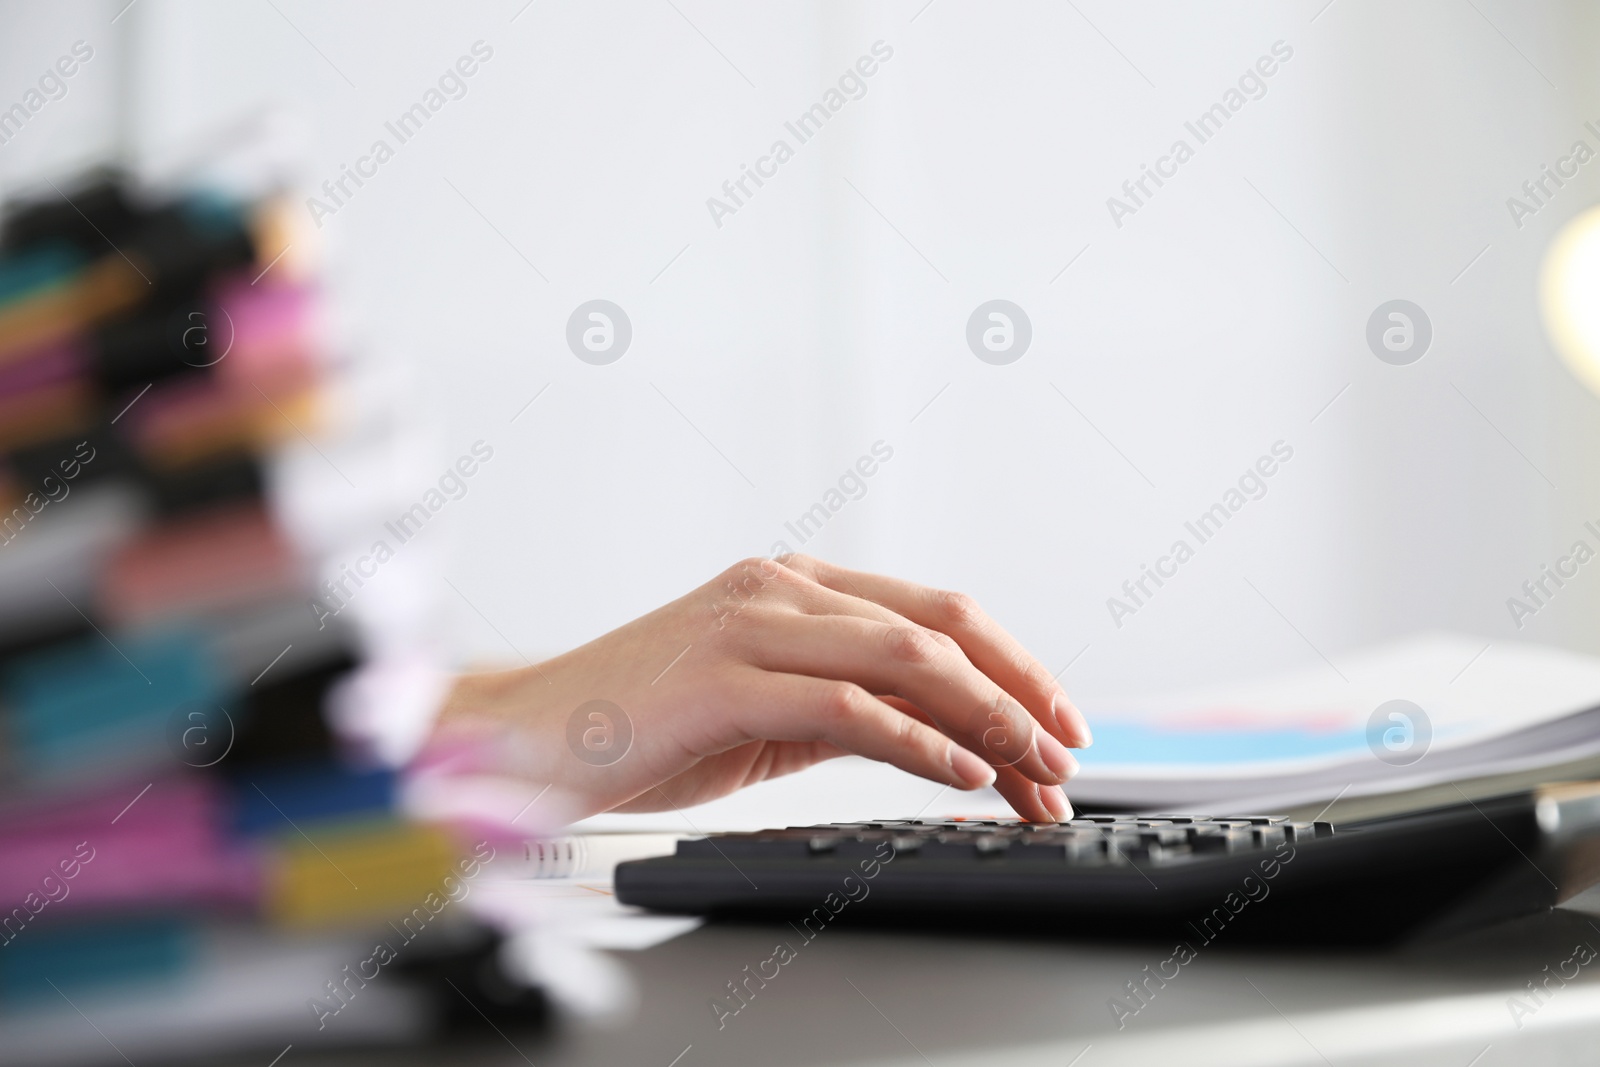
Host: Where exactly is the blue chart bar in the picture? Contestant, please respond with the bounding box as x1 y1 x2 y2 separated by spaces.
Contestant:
1081 720 1370 766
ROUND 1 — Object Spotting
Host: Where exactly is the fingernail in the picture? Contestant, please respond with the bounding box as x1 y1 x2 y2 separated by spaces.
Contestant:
1035 729 1078 783
1039 785 1071 822
949 744 998 789
1053 691 1092 748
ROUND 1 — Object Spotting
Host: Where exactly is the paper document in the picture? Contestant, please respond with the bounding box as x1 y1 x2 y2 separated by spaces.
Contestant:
1070 633 1600 813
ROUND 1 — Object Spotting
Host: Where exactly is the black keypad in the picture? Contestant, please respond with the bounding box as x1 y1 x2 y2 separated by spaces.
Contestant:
681 815 1332 869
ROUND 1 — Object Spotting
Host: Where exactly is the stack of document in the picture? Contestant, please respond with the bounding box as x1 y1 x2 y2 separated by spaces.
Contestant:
1071 633 1600 820
0 170 541 1065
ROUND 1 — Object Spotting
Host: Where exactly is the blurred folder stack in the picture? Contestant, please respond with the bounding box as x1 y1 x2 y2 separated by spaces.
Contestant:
0 172 542 1065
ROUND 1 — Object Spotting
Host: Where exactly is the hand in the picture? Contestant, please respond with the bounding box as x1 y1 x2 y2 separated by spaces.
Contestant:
434 555 1091 824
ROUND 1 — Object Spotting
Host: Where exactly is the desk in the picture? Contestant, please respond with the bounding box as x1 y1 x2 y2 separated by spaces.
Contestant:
533 895 1600 1066
232 756 1600 1066
261 887 1600 1067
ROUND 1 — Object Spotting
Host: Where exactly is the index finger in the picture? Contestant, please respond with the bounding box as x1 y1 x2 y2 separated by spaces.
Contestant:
779 555 1092 749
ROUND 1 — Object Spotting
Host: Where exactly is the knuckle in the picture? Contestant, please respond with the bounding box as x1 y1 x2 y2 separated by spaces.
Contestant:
726 556 780 583
759 565 806 602
776 552 816 575
1017 659 1055 694
709 559 789 636
889 710 921 750
931 589 982 629
718 557 789 600
884 625 938 665
819 682 862 724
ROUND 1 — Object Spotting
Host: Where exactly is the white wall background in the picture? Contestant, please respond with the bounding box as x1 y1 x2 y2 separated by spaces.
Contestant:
4 0 1600 714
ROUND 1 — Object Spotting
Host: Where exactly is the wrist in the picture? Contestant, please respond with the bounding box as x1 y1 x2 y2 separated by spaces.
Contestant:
436 660 562 738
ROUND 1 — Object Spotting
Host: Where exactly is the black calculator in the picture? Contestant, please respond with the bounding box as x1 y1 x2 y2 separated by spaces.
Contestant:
615 784 1600 944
